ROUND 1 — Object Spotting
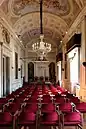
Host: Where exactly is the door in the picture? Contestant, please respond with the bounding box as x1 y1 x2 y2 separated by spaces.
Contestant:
28 62 34 83
3 57 6 96
6 57 10 95
3 56 10 96
49 62 55 82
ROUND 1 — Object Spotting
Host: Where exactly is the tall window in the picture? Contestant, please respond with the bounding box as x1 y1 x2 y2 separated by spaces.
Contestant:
15 52 18 79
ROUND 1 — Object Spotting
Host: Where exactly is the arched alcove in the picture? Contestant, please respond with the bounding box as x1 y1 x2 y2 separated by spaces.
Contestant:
49 62 55 82
28 62 34 83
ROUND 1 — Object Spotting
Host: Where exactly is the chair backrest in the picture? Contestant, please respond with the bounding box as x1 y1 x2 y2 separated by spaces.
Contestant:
43 112 58 121
19 111 36 121
0 112 12 122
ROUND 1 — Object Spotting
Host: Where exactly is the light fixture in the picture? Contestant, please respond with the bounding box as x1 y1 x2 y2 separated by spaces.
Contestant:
32 0 51 60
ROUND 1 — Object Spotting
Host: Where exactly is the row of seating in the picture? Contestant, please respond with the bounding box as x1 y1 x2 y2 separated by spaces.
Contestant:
0 84 84 129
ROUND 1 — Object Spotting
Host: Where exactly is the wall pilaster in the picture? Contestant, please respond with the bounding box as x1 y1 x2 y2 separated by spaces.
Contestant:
80 16 86 101
25 48 28 82
0 42 3 97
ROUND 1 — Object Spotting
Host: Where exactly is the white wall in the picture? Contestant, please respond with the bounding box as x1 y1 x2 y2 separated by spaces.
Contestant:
68 47 80 93
24 49 56 82
0 22 25 97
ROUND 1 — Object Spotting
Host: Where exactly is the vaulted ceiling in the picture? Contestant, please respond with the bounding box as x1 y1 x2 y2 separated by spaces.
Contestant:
0 0 85 50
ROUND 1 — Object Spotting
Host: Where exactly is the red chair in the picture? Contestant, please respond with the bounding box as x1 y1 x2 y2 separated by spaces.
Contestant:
0 98 8 110
0 111 15 129
26 97 38 103
54 97 65 104
61 110 83 129
23 103 38 113
69 97 80 104
4 102 21 115
41 103 56 113
49 85 58 95
17 111 37 129
75 102 86 113
39 111 60 129
58 102 73 113
41 95 52 103
42 86 49 95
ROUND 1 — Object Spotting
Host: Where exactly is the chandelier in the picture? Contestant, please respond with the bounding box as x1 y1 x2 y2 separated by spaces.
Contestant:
32 0 51 60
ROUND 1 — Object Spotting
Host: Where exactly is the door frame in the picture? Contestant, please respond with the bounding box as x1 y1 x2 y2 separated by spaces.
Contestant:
2 55 10 96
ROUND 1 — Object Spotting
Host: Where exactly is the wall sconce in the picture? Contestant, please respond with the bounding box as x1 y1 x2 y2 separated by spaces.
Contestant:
82 62 86 67
62 68 64 71
18 68 21 71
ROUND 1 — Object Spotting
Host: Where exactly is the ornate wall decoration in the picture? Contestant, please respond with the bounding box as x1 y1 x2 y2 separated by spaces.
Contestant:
0 0 9 14
2 27 10 44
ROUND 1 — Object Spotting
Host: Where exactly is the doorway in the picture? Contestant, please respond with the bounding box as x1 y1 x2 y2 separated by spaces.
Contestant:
28 62 34 83
49 62 55 82
3 56 10 96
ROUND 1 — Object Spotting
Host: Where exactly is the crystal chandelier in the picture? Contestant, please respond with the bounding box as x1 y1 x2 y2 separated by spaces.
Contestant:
32 0 51 60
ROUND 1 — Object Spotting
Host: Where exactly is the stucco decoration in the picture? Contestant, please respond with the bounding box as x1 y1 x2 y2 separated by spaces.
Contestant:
83 0 86 5
21 28 61 47
0 0 81 47
0 0 9 14
11 0 70 16
74 0 84 9
2 27 10 44
13 12 68 46
0 0 80 30
0 0 80 26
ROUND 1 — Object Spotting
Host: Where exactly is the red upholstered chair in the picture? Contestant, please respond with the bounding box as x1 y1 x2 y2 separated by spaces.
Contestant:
61 110 83 129
75 102 86 113
0 111 16 129
54 97 65 104
69 97 80 104
17 111 37 129
41 103 56 113
23 103 38 113
42 85 49 95
50 85 58 95
26 96 39 103
56 86 65 93
6 93 15 100
41 95 52 103
4 102 21 115
66 93 75 99
0 98 8 110
58 102 73 113
39 111 60 129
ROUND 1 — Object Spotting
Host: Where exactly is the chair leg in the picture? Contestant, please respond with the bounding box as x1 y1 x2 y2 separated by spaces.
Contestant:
26 127 29 129
55 126 61 129
61 124 64 129
51 126 54 129
75 126 78 129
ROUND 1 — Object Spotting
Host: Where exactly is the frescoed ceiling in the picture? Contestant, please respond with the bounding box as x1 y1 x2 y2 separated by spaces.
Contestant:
0 0 84 50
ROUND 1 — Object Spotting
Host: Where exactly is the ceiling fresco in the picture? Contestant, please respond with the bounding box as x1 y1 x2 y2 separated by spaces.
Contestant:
11 0 70 16
13 12 68 46
21 28 61 48
0 0 84 49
